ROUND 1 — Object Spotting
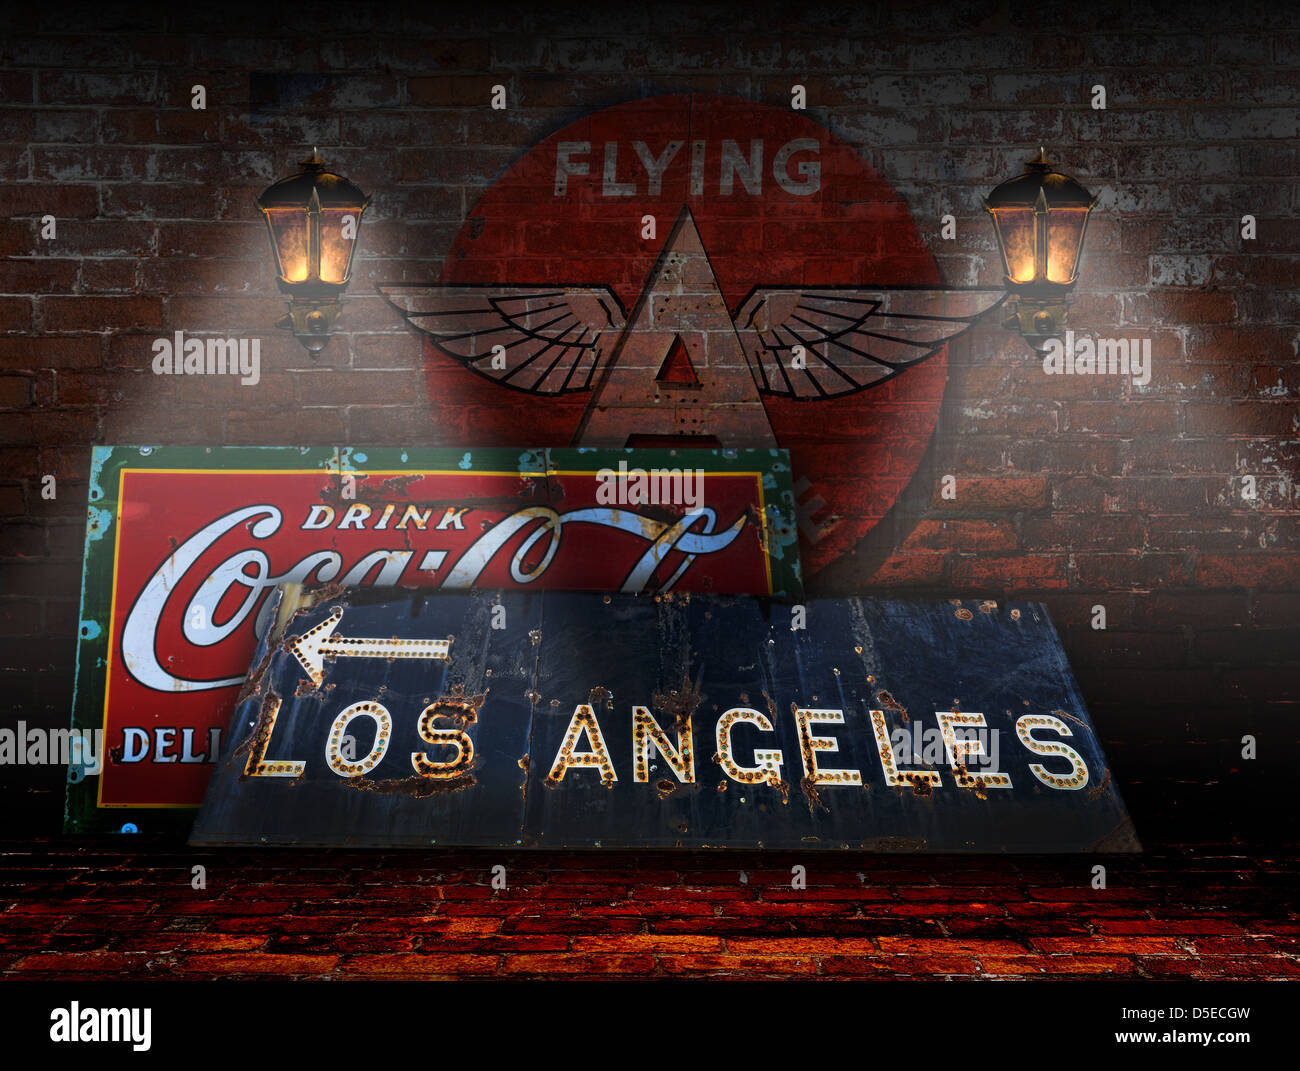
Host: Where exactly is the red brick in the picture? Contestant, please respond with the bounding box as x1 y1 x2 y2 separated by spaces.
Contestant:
1125 290 1238 325
931 477 1050 510
1194 553 1300 589
0 336 102 370
1138 955 1300 980
500 953 655 975
1186 401 1298 437
821 954 979 975
901 518 1017 552
866 553 946 586
980 954 1135 975
569 934 722 954
1031 935 1183 954
728 936 877 955
38 295 163 332
338 953 498 976
0 297 32 332
951 555 1067 589
177 952 339 975
660 954 817 975
1072 554 1188 589
0 376 32 408
14 952 161 973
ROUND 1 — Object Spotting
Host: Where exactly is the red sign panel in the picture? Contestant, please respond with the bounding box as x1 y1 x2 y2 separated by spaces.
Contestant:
68 446 800 825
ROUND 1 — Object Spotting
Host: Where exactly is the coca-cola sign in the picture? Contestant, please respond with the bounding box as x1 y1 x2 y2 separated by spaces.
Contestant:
67 445 800 830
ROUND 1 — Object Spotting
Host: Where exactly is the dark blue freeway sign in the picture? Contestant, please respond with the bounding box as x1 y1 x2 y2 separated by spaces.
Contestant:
191 586 1138 851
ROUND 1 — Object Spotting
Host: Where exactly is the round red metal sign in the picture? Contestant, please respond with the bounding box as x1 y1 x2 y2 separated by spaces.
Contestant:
418 94 955 584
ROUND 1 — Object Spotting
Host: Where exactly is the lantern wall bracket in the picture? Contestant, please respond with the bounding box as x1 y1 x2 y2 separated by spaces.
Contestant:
276 299 343 355
1001 299 1070 352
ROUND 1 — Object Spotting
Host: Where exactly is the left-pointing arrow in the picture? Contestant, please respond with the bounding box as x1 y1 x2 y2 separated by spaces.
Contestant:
288 606 452 687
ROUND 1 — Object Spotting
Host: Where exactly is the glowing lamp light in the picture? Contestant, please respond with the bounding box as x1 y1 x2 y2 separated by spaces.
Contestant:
257 150 369 354
984 148 1096 347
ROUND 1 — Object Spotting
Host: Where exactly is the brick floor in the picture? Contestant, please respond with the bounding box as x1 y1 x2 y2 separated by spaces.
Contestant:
1 840 1296 979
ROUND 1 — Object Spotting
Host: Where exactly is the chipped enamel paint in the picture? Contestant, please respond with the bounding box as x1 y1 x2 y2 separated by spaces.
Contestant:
192 588 1138 852
67 446 803 833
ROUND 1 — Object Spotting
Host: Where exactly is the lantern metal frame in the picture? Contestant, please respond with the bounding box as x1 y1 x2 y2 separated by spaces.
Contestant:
983 148 1097 348
256 150 370 354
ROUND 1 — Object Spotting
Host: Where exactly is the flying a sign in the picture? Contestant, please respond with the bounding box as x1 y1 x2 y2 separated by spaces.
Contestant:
385 94 1007 579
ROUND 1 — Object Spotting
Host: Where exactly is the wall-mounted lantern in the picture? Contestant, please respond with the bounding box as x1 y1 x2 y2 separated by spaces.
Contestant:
984 148 1096 349
257 150 369 355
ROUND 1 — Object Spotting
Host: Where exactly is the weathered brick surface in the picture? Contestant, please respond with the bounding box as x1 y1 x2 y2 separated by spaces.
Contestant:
0 843 1296 980
1 1 1298 976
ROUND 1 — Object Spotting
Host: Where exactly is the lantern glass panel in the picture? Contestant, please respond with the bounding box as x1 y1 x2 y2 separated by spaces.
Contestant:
318 207 361 285
264 207 310 284
1046 207 1090 285
992 206 1037 284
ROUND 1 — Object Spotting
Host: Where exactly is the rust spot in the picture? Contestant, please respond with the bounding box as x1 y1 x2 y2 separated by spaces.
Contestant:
979 600 997 614
954 607 973 621
234 688 281 762
655 778 677 799
1087 768 1112 802
651 672 704 731
903 772 933 798
876 688 908 725
1051 707 1088 730
800 775 829 816
236 647 277 704
345 771 477 797
716 780 727 792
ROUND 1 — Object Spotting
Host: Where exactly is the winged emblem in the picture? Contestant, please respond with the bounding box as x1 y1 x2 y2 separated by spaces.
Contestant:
380 207 1004 445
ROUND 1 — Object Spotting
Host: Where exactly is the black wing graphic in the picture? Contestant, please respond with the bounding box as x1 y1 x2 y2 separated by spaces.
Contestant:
379 284 626 395
734 287 1005 398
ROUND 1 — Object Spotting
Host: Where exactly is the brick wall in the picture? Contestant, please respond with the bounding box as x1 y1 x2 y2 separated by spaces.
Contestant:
4 843 1299 980
1 1 1297 849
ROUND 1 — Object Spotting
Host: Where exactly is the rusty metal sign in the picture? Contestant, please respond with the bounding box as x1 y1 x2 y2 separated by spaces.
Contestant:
191 586 1138 851
66 446 800 832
